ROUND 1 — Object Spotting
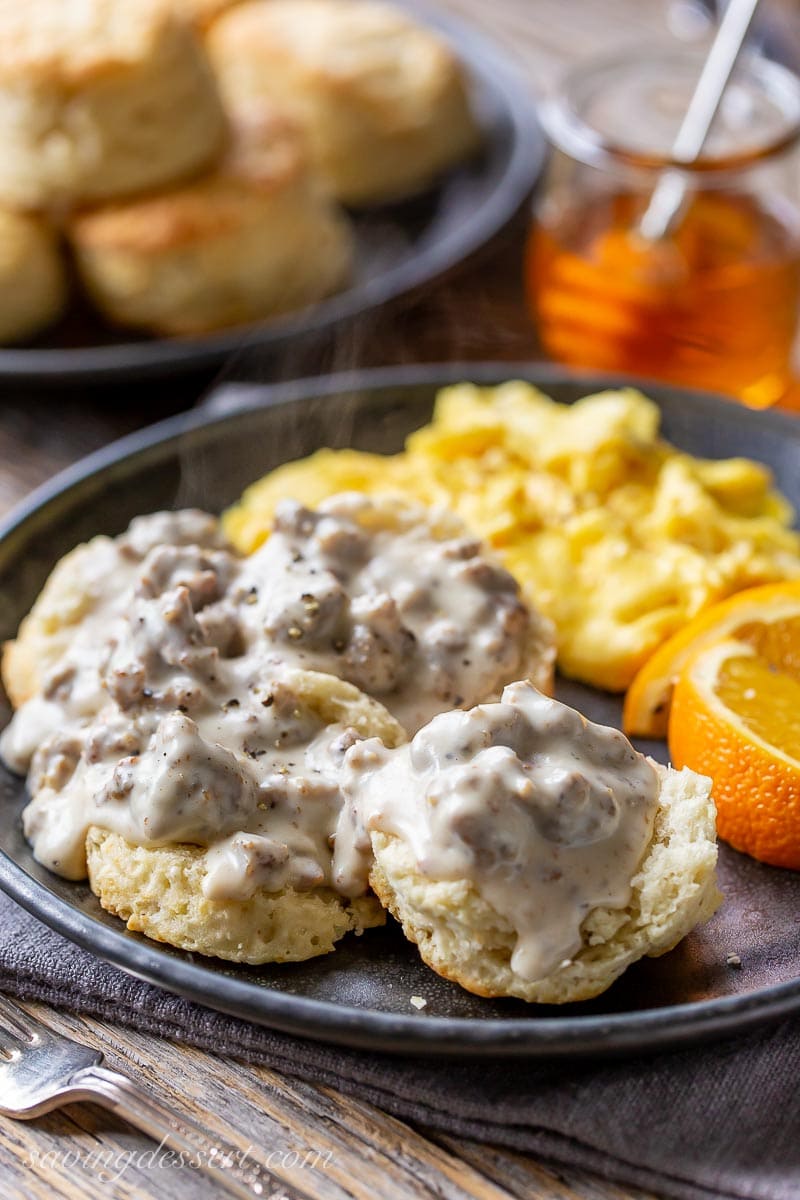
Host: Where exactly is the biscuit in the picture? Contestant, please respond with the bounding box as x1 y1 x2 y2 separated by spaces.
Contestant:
0 209 66 343
241 492 557 733
86 828 385 964
171 0 243 30
368 763 721 1004
68 111 353 335
207 0 481 205
2 510 227 708
0 0 226 210
281 666 410 749
83 669 405 963
3 536 129 709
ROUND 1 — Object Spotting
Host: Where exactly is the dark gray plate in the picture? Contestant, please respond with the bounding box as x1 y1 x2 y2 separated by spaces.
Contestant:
0 5 544 387
1 363 799 1057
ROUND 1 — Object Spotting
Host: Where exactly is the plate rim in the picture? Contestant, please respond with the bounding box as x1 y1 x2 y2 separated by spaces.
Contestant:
0 5 546 385
2 360 800 1058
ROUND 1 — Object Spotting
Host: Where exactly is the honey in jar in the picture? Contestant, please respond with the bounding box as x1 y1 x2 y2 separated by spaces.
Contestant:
528 48 800 408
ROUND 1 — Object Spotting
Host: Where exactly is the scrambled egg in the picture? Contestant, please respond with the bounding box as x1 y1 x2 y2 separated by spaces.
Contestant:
223 383 800 691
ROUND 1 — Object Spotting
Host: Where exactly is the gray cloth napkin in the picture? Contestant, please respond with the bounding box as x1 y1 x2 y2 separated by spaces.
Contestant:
0 888 796 1200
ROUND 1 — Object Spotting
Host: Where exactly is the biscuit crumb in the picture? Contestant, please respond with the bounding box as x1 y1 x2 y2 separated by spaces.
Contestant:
410 995 427 1010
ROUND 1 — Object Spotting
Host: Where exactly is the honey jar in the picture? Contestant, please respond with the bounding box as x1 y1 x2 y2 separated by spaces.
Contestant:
526 47 800 408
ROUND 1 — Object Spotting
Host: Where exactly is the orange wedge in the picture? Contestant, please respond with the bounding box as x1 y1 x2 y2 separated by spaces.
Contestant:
622 581 800 738
669 637 800 869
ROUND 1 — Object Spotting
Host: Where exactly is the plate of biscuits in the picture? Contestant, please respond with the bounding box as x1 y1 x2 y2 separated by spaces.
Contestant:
0 0 543 385
1 362 800 1057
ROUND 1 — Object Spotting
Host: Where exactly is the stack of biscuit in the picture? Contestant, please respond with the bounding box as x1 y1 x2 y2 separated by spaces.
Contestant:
0 0 480 344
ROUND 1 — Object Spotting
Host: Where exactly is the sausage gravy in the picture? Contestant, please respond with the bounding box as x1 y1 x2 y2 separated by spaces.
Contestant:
2 497 541 902
337 681 660 982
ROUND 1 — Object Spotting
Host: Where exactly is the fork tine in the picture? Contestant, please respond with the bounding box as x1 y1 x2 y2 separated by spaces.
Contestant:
0 994 38 1042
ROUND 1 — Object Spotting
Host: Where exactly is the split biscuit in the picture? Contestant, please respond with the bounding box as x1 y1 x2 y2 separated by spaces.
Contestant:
2 510 226 708
370 762 721 1004
241 492 557 733
86 829 385 965
85 670 406 964
207 0 481 205
357 678 722 1005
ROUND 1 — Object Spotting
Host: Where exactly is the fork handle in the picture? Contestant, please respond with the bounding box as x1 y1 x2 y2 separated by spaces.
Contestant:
65 1064 301 1200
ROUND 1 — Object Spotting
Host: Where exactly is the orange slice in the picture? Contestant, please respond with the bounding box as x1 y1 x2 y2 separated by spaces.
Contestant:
622 581 800 738
668 637 800 869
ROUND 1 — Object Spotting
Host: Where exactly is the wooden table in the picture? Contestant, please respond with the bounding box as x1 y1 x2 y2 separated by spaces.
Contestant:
0 3 794 1198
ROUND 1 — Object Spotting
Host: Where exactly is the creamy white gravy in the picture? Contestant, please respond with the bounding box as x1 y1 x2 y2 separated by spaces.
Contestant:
2 498 537 901
0 510 228 766
337 681 659 982
243 492 534 733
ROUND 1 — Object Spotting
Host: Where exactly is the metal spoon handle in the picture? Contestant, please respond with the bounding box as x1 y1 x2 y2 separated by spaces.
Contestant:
639 0 761 240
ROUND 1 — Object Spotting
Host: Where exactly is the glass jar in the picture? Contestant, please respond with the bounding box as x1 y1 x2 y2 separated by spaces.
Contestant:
525 46 800 409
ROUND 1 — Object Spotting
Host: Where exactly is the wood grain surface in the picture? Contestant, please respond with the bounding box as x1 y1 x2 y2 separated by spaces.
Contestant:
0 3 794 1199
0 1001 660 1200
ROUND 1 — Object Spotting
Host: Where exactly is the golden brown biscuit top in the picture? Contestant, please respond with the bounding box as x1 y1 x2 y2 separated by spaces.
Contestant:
225 109 308 188
0 0 188 84
70 114 306 253
211 0 459 109
169 0 242 28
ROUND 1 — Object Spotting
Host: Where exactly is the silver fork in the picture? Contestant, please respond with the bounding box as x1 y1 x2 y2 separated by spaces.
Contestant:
0 993 296 1200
